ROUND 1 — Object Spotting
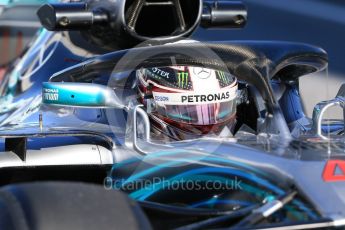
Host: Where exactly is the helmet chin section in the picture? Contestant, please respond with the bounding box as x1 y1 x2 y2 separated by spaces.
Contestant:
149 113 237 141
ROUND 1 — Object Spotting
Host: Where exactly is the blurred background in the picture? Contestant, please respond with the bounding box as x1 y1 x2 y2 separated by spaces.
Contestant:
0 0 343 117
194 0 345 117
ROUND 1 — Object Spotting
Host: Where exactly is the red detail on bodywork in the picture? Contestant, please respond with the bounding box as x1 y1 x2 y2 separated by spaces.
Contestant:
322 160 345 182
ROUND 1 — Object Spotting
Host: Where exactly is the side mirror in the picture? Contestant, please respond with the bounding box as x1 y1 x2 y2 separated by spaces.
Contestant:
42 82 126 109
42 82 151 155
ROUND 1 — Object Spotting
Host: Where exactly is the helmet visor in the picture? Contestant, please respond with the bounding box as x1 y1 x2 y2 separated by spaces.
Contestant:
155 100 237 125
151 80 238 126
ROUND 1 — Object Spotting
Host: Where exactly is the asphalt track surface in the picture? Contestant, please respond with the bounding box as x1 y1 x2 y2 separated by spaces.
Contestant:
193 0 345 117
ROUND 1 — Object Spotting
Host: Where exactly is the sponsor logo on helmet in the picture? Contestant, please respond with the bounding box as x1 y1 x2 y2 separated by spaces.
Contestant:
193 67 211 79
216 70 234 87
155 96 169 102
178 72 189 88
181 92 230 103
152 67 170 78
152 86 237 105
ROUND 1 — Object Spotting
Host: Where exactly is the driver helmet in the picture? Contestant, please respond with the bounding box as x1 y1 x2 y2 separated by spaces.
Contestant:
137 66 238 140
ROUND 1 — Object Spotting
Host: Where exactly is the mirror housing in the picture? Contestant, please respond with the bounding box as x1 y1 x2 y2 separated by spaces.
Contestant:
42 82 126 109
42 82 151 155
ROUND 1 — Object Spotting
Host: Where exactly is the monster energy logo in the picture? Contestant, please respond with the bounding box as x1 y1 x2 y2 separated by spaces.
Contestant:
178 72 189 88
217 71 229 84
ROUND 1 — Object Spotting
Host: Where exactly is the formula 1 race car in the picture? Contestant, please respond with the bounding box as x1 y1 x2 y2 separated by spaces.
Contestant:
0 1 344 229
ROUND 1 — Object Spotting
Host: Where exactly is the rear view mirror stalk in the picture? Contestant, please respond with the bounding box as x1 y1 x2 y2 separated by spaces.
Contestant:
42 82 126 109
42 82 151 155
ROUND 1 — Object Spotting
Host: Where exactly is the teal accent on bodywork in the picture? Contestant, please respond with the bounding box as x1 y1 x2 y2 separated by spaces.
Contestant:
191 198 253 208
129 174 266 200
128 173 309 220
42 82 108 107
129 167 284 201
7 70 20 96
110 149 269 178
0 0 56 6
120 157 270 188
110 150 317 220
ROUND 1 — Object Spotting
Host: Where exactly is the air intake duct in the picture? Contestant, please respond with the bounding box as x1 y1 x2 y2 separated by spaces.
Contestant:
37 0 247 49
